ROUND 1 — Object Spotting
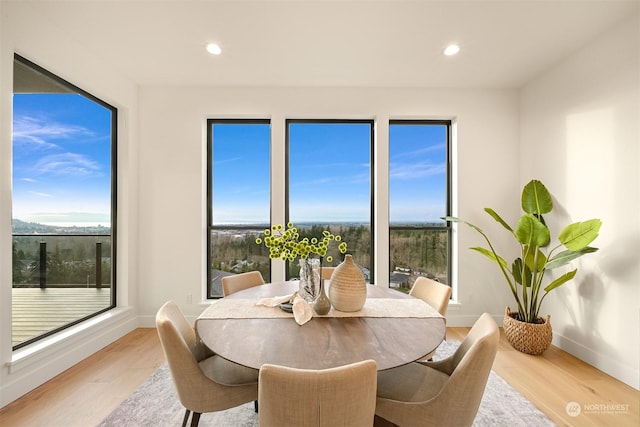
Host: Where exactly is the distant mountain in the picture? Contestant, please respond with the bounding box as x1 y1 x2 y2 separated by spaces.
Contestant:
12 219 110 235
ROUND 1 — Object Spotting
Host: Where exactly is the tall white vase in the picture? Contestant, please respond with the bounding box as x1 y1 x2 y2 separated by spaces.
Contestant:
328 254 366 312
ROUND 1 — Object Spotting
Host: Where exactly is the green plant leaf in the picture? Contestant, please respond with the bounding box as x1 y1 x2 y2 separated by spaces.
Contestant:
512 258 522 285
484 208 513 233
522 179 553 215
543 269 577 292
512 258 531 287
470 246 508 270
515 214 550 247
558 219 602 251
545 247 599 269
524 246 546 273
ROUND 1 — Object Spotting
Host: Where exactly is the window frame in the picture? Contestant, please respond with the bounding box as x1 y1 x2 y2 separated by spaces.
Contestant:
206 118 272 299
205 117 453 296
388 119 452 289
284 118 375 281
11 53 118 350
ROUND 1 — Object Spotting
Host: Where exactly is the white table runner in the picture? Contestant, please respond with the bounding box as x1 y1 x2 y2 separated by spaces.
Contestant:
197 297 442 320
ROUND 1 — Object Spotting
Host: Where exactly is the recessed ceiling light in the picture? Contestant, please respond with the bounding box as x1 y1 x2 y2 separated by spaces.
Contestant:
206 43 222 55
443 44 460 56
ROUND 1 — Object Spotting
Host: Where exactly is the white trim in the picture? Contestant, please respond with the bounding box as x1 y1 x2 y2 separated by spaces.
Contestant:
553 333 639 390
1 308 136 407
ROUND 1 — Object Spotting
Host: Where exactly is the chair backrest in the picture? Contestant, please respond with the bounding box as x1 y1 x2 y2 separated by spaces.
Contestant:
433 312 499 426
221 271 265 296
375 313 499 427
321 266 336 280
155 301 215 408
409 277 451 316
259 360 377 427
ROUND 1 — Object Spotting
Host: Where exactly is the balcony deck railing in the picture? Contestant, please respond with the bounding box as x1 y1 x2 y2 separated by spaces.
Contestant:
12 234 114 349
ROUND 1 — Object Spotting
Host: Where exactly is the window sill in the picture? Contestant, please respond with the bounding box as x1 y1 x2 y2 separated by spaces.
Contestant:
6 306 133 374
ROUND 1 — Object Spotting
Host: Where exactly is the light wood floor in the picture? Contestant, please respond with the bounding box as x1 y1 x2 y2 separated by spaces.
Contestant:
0 328 637 427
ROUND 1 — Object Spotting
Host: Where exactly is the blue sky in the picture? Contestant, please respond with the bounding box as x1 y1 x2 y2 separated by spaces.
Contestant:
289 122 371 223
389 123 447 223
12 93 112 226
212 121 447 225
13 92 447 227
211 123 271 224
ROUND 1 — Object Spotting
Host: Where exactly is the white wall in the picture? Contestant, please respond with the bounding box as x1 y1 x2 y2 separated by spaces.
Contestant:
2 0 637 409
519 13 640 389
0 3 140 406
136 86 520 326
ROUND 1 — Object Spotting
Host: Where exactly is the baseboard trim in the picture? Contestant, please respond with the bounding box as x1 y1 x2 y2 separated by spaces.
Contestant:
552 333 639 390
445 312 638 390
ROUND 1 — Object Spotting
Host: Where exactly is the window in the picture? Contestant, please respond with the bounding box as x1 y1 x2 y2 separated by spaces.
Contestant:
12 54 117 349
206 118 452 297
207 119 271 298
389 120 451 292
286 120 373 281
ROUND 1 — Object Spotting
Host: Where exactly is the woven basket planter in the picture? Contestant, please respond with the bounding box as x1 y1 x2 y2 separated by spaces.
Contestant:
503 307 552 355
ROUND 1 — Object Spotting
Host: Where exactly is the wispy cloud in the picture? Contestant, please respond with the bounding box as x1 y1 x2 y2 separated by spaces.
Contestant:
294 165 370 188
292 161 371 186
214 156 243 166
31 153 101 177
226 184 269 198
307 176 334 185
391 143 446 161
390 161 445 180
28 191 54 198
13 116 93 149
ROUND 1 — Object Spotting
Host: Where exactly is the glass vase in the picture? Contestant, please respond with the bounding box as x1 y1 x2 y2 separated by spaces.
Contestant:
298 257 321 303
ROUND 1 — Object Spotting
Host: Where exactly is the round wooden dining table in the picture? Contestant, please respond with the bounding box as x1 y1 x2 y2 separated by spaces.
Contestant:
196 281 445 371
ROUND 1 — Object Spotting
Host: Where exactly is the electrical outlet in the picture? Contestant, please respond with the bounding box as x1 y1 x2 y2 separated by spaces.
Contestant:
186 294 193 304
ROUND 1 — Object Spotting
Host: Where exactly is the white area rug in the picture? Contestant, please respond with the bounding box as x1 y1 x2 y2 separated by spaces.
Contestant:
97 340 556 426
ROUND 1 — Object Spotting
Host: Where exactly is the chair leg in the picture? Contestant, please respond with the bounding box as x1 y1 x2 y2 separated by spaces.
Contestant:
254 399 259 412
190 412 201 427
374 415 399 426
181 409 191 427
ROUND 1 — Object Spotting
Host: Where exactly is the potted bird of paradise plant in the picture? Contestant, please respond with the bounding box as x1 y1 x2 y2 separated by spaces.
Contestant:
444 179 602 354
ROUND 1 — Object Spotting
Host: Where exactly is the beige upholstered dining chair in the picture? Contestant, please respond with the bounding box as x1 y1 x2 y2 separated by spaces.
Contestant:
221 270 265 296
409 277 451 317
156 301 258 427
220 270 265 414
375 313 499 427
321 266 336 280
409 277 452 360
259 360 378 427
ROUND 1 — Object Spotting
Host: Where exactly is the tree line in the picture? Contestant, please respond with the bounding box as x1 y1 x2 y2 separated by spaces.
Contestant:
211 224 449 286
12 236 112 286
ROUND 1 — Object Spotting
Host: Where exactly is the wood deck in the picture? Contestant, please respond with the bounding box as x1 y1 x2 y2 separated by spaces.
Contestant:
12 287 112 347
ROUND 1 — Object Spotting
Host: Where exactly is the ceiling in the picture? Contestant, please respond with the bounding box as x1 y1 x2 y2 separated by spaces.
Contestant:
29 0 639 89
